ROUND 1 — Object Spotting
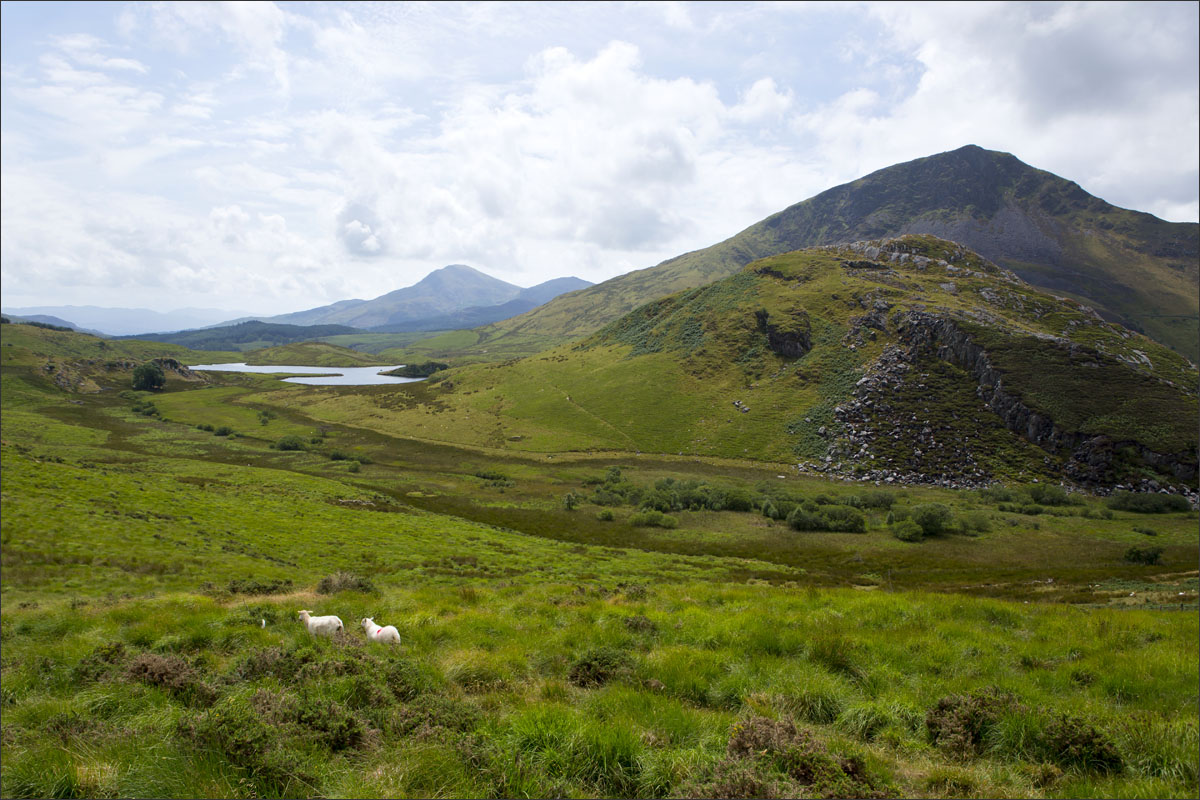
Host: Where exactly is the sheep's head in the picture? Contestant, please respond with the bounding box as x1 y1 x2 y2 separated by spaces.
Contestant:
360 617 374 629
298 610 312 620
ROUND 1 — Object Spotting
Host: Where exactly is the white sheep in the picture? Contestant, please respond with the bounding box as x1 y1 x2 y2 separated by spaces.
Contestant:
298 609 344 637
360 617 401 644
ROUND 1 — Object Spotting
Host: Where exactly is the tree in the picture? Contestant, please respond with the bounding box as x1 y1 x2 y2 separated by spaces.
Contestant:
131 362 165 391
911 503 954 537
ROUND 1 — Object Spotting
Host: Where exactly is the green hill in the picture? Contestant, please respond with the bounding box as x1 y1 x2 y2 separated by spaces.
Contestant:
0 321 239 393
119 320 363 352
473 146 1198 361
309 236 1196 489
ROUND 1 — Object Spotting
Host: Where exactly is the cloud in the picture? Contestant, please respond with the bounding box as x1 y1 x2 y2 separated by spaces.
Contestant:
2 1 1195 316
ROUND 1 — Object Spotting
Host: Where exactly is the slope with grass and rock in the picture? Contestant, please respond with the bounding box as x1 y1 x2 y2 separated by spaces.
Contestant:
312 235 1196 493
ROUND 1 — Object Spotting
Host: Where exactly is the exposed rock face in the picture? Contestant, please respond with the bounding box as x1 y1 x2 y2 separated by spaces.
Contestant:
892 311 1197 484
755 309 811 359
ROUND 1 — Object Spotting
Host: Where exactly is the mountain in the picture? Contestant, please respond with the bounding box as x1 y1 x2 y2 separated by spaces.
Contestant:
369 277 593 332
262 265 525 329
375 236 1197 491
0 305 253 336
3 313 104 334
119 320 362 352
476 146 1199 361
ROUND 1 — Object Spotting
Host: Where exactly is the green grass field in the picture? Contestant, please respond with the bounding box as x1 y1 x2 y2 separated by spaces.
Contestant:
2 321 1197 799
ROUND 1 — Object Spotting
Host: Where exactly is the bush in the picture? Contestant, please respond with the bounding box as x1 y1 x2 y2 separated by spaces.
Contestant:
820 506 866 533
1107 492 1191 513
595 509 614 521
131 362 166 391
926 688 1022 759
891 519 924 542
911 503 954 537
213 426 233 437
629 510 678 529
316 572 377 594
959 511 992 534
1042 715 1123 773
568 646 634 687
1027 484 1070 506
275 435 307 451
1124 546 1163 566
228 578 293 595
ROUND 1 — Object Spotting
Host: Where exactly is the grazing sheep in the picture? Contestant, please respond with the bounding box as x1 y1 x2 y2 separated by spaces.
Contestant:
360 617 401 644
298 609 343 637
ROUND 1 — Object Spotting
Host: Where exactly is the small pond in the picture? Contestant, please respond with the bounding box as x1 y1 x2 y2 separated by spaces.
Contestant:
188 362 424 386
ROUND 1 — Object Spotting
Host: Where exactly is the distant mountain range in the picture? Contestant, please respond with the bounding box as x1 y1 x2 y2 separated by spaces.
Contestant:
0 306 252 337
250 266 592 331
475 145 1199 361
369 276 594 332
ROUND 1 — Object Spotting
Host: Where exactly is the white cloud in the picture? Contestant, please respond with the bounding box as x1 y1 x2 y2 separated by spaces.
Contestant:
2 1 1195 315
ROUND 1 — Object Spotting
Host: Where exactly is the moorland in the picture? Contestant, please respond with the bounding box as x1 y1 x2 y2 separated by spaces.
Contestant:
2 240 1197 799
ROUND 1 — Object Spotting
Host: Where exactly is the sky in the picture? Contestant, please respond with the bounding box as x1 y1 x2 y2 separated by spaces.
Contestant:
2 1 1197 316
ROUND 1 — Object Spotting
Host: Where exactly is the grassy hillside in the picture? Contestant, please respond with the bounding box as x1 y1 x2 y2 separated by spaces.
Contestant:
3 315 1198 799
272 236 1196 490
242 341 393 367
468 146 1198 361
119 320 363 352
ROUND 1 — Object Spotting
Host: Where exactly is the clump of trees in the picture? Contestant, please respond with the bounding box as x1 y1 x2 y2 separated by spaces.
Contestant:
132 362 166 391
1107 492 1190 514
387 361 450 378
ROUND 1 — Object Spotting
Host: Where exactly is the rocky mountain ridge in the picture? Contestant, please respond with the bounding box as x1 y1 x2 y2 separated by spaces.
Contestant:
477 146 1199 360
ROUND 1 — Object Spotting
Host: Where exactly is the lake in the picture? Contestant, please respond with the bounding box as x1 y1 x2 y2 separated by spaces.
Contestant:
187 362 425 386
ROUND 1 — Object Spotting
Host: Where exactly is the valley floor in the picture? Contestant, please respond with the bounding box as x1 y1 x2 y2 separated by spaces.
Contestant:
2 355 1197 799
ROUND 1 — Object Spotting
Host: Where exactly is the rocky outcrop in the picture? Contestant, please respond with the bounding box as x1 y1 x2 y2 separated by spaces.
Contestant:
755 309 811 359
893 311 1197 484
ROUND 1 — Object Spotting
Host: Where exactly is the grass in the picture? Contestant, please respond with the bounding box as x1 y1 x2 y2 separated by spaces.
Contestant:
2 312 1198 799
247 236 1197 491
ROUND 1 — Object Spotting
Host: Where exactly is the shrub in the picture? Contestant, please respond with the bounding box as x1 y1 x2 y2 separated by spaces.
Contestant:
1027 484 1070 506
228 577 292 595
1107 492 1191 513
891 519 924 542
911 503 954 537
126 653 216 706
213 426 233 437
1124 546 1163 566
275 435 307 451
316 572 377 594
820 506 866 533
1042 715 1123 773
596 509 614 521
926 688 1022 759
629 510 678 529
568 646 633 688
959 511 992 534
131 362 165 391
787 506 865 533
1133 526 1158 536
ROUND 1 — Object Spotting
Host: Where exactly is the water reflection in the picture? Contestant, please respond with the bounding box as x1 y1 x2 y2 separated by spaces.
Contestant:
188 362 424 386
